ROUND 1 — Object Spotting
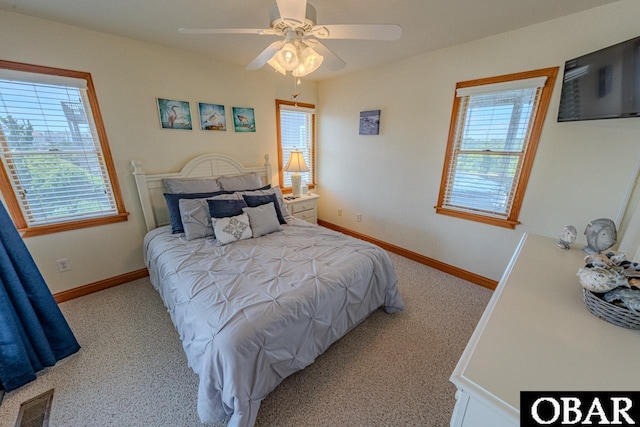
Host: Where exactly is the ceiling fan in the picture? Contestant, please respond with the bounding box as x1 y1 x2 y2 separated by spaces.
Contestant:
178 0 402 78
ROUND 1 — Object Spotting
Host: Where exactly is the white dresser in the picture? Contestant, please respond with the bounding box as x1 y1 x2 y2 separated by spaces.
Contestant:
450 233 640 426
284 193 319 224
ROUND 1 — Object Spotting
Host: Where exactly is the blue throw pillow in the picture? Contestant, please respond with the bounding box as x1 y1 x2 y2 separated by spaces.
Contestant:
243 194 286 224
207 199 249 218
164 191 231 234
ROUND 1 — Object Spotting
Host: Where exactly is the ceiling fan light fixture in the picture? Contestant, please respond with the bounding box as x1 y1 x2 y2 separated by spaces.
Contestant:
275 42 299 71
267 56 287 75
293 46 323 77
302 46 323 68
179 0 400 78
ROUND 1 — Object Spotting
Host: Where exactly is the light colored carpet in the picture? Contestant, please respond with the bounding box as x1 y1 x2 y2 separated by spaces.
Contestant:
0 252 492 427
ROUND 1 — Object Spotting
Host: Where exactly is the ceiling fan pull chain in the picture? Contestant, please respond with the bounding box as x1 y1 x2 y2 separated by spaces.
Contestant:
291 75 300 101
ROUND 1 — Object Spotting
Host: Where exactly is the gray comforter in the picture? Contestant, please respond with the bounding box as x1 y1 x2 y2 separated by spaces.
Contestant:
144 218 404 427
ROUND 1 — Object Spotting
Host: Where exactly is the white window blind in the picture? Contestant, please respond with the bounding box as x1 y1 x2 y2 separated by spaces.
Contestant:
279 105 314 188
442 83 543 217
0 73 118 227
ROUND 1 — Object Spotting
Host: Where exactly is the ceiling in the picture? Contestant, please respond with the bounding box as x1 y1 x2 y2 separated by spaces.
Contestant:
0 0 620 80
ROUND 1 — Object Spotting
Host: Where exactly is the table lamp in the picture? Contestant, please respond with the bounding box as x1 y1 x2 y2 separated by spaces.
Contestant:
284 150 309 198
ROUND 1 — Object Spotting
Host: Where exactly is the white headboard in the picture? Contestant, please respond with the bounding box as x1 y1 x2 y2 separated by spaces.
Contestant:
132 153 272 231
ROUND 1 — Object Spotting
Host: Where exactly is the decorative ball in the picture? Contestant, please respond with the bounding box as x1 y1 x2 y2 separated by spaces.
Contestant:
555 225 577 249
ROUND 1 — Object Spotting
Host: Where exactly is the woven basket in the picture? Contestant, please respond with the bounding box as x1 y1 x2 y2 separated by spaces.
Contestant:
582 288 640 329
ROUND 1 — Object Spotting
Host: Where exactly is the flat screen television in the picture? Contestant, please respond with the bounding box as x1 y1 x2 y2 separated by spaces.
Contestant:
558 35 640 122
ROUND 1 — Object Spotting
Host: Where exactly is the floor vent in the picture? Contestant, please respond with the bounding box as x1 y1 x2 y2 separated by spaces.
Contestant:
15 389 54 427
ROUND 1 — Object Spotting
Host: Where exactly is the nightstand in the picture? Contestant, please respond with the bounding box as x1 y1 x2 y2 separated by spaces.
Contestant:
284 193 319 224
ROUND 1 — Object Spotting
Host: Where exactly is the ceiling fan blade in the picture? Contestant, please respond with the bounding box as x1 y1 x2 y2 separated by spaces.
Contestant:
276 0 307 25
179 28 277 36
245 41 285 70
311 24 402 41
307 40 346 71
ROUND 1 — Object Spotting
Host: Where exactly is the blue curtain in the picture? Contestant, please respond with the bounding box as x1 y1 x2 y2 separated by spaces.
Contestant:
0 202 80 391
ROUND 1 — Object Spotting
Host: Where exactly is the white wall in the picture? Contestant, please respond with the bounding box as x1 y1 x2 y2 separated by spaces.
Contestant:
0 10 317 293
2 1 639 293
317 0 640 281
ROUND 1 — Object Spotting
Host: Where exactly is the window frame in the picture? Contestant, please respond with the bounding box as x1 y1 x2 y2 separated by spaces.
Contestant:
0 59 128 237
275 99 316 192
435 67 558 229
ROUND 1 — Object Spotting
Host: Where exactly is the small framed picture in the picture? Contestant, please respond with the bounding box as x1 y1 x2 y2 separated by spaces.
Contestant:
359 110 380 135
232 107 256 132
157 98 192 130
198 103 226 131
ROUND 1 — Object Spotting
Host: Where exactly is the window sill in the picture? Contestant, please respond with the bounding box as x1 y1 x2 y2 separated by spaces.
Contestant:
19 212 129 237
435 206 519 229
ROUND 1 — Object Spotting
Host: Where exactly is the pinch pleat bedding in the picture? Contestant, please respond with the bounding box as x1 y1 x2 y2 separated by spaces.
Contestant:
144 218 403 427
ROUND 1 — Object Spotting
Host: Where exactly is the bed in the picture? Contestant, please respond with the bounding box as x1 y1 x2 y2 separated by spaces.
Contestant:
132 153 404 427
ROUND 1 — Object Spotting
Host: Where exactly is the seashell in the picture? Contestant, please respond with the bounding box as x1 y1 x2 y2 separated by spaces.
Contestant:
577 266 630 293
609 253 627 265
622 262 640 279
584 254 614 268
604 287 640 314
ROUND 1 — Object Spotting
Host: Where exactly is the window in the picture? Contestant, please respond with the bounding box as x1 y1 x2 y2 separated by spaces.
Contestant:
436 67 558 229
276 99 315 191
0 60 127 237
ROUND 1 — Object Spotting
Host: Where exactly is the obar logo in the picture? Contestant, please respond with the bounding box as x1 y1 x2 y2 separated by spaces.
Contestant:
521 392 640 426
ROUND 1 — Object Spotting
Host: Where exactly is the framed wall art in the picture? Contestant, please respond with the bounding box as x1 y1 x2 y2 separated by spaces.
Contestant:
157 98 192 130
232 107 256 132
359 110 380 135
198 103 226 131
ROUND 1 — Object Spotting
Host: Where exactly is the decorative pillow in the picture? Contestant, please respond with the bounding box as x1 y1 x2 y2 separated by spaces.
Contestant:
179 198 213 241
208 193 243 201
207 199 248 218
164 177 221 194
240 186 290 218
164 190 231 233
243 194 287 224
242 203 282 238
217 173 263 191
212 213 252 245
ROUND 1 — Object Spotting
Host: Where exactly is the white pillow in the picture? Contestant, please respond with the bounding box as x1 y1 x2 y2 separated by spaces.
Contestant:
212 213 252 245
243 202 282 238
164 178 221 193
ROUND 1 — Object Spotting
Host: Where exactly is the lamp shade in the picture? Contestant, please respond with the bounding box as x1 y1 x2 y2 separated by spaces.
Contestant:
284 150 310 172
274 42 299 71
267 57 287 75
284 150 309 198
293 46 324 77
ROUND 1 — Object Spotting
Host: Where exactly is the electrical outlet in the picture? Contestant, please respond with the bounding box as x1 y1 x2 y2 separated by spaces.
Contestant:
356 213 362 222
56 258 71 272
337 208 342 216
